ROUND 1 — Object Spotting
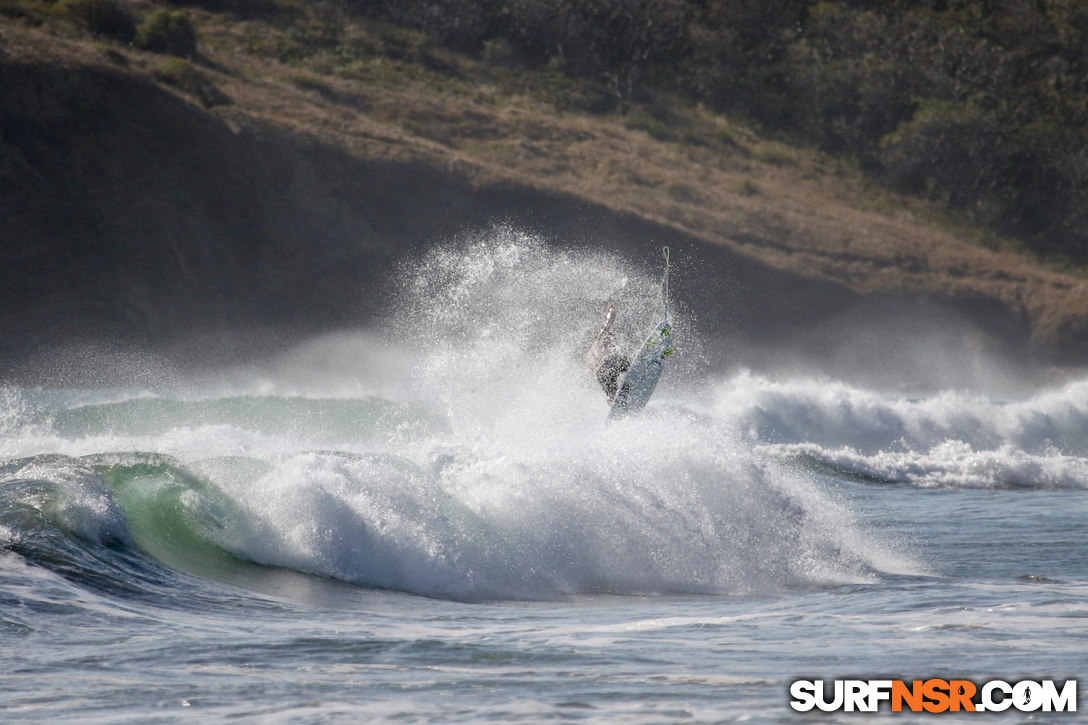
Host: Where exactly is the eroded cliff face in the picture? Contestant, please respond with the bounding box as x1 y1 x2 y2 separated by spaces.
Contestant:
0 38 1057 386
0 58 550 372
1 59 420 347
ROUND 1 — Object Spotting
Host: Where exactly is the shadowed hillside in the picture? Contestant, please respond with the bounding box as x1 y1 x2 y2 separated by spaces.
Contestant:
2 1 1087 385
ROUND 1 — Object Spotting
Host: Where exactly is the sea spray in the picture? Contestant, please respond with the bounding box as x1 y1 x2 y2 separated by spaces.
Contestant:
1 230 919 600
174 231 909 599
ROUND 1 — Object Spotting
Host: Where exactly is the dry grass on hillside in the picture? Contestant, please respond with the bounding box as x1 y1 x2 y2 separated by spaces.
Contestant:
5 8 1088 349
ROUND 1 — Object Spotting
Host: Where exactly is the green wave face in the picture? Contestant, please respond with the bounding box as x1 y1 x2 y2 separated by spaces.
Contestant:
1 452 309 599
95 455 249 581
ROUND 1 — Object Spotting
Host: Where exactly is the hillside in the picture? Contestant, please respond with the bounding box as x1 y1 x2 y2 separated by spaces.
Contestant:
3 0 1088 382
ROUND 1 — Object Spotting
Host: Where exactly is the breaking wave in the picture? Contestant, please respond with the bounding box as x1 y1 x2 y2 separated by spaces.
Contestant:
15 229 1045 601
711 372 1088 489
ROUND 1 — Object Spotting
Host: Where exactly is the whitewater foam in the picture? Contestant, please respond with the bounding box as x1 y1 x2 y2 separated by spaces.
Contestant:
32 230 1088 599
707 370 1088 489
160 233 914 599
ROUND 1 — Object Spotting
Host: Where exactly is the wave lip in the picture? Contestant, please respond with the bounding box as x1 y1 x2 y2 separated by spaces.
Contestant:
2 430 908 602
715 372 1088 490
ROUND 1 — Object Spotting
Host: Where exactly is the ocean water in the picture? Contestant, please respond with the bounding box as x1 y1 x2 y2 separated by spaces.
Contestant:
2 232 1085 722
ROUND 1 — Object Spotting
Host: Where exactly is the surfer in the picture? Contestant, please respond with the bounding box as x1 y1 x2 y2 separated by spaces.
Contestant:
586 248 675 415
585 304 629 404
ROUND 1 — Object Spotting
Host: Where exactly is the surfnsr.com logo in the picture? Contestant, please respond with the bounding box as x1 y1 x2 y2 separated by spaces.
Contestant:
790 679 1077 713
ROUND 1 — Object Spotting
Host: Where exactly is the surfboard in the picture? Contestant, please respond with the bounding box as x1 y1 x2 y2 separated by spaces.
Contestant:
609 318 675 419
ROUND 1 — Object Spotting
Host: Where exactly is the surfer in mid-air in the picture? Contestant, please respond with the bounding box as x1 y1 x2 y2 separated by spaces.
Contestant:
586 248 675 417
585 304 629 404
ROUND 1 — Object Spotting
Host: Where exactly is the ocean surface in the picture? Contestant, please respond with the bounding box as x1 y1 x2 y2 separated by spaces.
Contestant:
2 234 1085 722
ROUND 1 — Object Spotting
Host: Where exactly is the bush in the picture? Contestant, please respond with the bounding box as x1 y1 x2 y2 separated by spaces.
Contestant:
52 0 136 42
347 0 1088 264
135 9 198 57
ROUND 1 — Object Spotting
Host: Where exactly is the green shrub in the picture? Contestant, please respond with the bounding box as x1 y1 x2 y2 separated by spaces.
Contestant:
52 0 135 42
135 9 197 58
